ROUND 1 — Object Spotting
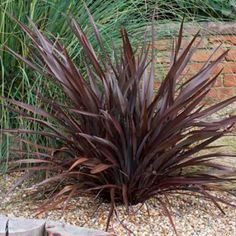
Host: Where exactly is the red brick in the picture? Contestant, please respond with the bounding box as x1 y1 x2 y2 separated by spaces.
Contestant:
218 88 236 100
223 74 236 87
207 88 218 98
183 63 203 75
213 77 222 87
207 41 230 50
208 36 236 45
212 64 224 74
205 87 236 101
222 62 236 73
184 63 223 75
205 88 220 103
225 49 236 61
191 50 210 62
180 37 206 49
154 80 161 89
191 49 226 62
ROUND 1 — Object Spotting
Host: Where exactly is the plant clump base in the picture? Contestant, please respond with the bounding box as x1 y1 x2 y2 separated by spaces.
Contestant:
1 172 236 236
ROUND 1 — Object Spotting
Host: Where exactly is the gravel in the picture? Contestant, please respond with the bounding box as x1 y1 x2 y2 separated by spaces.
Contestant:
1 106 236 235
0 173 236 236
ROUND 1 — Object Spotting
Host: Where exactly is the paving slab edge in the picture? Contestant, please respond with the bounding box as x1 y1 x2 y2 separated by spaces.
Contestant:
0 215 116 236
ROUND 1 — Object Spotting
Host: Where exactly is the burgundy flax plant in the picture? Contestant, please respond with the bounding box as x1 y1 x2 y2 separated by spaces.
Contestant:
2 9 236 234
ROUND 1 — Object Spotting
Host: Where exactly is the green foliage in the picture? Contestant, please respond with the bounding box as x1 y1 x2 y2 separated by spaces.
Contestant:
162 0 236 20
0 0 149 164
2 9 236 234
205 0 236 19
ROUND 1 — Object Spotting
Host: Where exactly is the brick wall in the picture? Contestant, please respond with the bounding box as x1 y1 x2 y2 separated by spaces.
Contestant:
153 22 236 101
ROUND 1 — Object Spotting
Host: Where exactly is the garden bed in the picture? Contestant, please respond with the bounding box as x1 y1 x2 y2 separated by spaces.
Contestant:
0 168 236 236
1 111 236 236
1 104 236 236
